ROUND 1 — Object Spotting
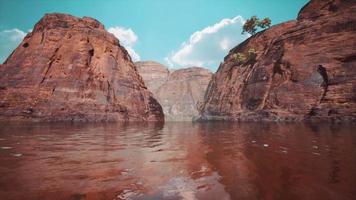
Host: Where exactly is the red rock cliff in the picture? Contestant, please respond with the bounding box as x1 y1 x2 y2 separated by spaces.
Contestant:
200 0 356 122
135 61 212 121
0 13 163 122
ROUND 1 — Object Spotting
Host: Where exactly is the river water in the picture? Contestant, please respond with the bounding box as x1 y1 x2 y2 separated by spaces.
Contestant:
0 122 355 200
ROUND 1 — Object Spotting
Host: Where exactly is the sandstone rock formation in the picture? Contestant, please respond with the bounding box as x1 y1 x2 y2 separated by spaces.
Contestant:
136 62 212 121
135 61 169 92
200 0 356 122
0 13 164 122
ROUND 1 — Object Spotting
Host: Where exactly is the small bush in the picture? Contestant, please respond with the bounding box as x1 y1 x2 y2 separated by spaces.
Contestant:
248 48 257 60
232 53 246 65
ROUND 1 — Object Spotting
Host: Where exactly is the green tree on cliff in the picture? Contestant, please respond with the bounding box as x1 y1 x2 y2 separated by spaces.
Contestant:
242 16 259 35
242 16 272 35
258 18 272 29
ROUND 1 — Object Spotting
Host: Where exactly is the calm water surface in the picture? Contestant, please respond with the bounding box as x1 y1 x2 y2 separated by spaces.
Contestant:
0 122 355 200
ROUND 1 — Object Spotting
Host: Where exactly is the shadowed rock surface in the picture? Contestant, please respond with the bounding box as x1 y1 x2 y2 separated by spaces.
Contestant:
0 13 164 122
136 62 212 121
200 0 356 122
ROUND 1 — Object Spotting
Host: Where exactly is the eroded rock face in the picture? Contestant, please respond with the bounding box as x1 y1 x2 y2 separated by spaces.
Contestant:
0 13 164 122
136 62 212 121
200 0 356 122
134 61 169 92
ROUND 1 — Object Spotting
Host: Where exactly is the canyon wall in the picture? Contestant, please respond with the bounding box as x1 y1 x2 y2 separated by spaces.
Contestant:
136 61 212 121
0 14 164 122
200 0 356 122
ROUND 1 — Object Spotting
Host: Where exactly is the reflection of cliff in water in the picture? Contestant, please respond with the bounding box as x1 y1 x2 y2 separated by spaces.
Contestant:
199 123 356 200
0 122 355 200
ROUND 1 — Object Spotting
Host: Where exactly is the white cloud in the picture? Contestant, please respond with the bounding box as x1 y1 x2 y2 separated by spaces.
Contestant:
220 38 231 51
0 28 27 63
108 26 140 61
165 16 250 71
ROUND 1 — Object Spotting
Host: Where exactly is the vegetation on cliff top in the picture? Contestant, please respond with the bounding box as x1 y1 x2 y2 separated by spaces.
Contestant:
242 16 271 35
232 48 257 66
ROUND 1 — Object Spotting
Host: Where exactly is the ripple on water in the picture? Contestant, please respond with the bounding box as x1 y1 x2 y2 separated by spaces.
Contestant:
0 122 354 200
1 147 13 150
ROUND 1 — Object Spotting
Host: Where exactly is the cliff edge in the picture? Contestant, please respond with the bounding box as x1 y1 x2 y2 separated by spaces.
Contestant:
200 0 356 122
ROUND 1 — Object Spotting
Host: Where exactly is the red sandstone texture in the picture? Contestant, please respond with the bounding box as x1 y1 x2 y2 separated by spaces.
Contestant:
200 0 356 122
136 61 212 121
0 13 163 122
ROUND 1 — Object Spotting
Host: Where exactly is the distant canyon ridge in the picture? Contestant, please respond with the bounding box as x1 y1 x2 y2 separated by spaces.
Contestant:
135 61 212 121
0 0 355 122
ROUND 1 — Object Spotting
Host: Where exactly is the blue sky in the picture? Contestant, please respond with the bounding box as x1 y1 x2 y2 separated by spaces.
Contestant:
0 0 308 71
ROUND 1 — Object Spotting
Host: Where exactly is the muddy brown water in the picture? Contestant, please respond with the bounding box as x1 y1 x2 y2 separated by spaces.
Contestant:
0 122 355 200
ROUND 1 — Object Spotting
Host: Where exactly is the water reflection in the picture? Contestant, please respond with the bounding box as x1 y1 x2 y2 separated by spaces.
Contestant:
0 122 355 200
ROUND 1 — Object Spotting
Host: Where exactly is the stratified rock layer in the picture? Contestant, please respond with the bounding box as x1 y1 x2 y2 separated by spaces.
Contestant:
0 13 163 122
134 61 169 92
200 0 356 122
136 62 212 121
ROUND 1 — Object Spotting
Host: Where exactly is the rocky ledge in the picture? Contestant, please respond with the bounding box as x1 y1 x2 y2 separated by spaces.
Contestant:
0 13 164 122
200 0 356 122
136 61 212 121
